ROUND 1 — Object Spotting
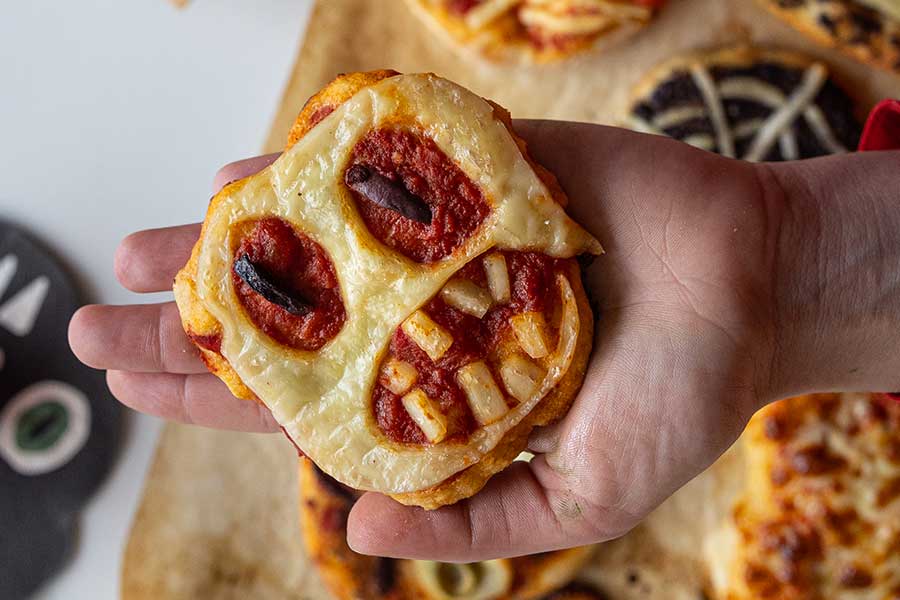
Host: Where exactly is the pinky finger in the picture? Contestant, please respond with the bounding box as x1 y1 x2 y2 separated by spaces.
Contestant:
106 370 279 433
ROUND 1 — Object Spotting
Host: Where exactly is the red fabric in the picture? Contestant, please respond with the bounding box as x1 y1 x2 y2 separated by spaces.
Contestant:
858 99 900 151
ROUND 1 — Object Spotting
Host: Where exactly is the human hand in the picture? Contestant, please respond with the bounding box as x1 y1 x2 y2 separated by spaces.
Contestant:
68 122 900 561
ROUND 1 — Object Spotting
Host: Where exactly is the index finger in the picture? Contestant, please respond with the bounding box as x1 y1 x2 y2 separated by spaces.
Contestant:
115 153 281 293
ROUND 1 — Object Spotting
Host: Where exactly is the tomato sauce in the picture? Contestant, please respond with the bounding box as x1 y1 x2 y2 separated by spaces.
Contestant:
374 251 569 444
347 128 490 263
232 218 345 351
308 105 335 129
187 331 222 354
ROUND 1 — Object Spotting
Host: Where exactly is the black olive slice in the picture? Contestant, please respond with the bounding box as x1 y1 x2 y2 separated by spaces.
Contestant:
233 253 311 316
345 163 432 224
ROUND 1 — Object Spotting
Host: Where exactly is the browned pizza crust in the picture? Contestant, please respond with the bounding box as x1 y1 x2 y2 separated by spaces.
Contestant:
299 458 598 599
758 0 900 75
175 70 598 509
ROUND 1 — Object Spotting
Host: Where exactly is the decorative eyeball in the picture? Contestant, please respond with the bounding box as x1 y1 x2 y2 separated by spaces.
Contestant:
411 559 513 600
0 380 90 475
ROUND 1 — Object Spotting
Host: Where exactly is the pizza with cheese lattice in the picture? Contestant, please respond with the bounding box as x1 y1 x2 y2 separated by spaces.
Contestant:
405 0 666 63
299 457 604 599
627 46 861 161
758 0 900 75
174 70 602 509
706 392 900 599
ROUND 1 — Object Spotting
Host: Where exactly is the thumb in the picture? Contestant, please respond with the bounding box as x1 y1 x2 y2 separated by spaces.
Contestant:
345 458 629 562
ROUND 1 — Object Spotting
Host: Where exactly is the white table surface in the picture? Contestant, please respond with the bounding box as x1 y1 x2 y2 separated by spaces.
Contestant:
0 1 313 597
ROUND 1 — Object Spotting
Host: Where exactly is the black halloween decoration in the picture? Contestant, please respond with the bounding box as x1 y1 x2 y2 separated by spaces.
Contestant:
0 221 122 599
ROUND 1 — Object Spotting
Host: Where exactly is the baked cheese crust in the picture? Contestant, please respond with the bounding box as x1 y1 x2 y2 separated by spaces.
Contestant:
175 70 601 509
707 393 900 599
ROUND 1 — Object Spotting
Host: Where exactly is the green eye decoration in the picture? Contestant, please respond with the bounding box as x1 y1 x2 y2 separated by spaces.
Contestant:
15 401 69 451
0 381 91 475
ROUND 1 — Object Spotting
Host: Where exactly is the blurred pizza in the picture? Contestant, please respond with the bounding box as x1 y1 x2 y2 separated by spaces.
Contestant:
299 457 603 599
405 0 667 63
627 45 861 161
758 0 900 75
707 393 900 599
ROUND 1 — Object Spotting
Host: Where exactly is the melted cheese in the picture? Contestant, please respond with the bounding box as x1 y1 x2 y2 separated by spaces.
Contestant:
190 74 600 493
709 393 900 599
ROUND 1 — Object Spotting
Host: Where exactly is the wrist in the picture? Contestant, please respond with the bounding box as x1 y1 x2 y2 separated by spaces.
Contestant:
758 152 900 401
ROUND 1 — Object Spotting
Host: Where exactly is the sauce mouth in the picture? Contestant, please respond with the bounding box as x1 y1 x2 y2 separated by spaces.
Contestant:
372 250 572 445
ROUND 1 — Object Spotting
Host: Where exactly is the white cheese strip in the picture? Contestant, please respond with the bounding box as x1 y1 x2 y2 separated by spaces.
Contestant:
519 7 613 35
441 279 492 318
401 388 448 443
744 63 827 162
483 253 511 303
401 310 454 361
510 311 550 359
500 354 546 403
457 361 509 425
380 358 418 395
464 0 521 30
690 63 735 158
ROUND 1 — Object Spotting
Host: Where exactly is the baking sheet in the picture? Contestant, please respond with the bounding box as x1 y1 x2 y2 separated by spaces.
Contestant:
124 0 900 597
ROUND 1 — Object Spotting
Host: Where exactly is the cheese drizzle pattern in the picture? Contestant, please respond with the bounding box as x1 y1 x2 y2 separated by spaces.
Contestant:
628 48 861 161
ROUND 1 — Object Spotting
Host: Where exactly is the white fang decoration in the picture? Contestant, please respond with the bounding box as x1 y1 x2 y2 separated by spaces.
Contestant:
0 276 49 337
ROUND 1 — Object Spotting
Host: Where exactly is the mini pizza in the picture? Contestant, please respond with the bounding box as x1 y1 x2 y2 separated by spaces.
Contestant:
405 0 667 63
706 393 900 599
174 70 602 509
758 0 900 75
627 46 862 161
299 457 602 599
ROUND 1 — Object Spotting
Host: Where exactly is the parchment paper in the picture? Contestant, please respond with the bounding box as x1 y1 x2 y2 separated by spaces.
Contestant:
123 0 900 597
263 0 900 152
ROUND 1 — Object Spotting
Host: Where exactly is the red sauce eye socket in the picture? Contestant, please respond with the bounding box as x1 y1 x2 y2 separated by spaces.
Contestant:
232 218 346 351
347 128 490 263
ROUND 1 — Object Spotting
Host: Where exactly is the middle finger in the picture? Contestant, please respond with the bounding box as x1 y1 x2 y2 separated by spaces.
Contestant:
69 302 207 374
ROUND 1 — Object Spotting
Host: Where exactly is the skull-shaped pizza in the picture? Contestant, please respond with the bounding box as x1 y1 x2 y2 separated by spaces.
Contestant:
405 0 667 63
175 70 601 509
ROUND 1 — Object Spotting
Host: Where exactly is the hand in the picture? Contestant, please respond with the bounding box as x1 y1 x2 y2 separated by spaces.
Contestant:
68 122 900 561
